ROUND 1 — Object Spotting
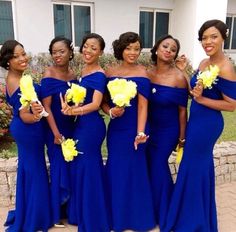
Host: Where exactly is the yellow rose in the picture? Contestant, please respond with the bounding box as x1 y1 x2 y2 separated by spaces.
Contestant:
61 138 79 162
107 78 137 107
66 83 86 105
197 65 219 89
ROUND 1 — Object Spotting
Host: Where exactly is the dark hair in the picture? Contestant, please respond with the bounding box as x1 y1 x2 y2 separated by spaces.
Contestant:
49 36 74 60
0 40 24 70
150 34 180 64
112 32 142 60
198 19 228 41
79 33 105 53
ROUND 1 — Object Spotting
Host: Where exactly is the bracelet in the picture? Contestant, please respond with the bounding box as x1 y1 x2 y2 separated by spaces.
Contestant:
79 107 84 115
109 108 115 119
179 138 186 143
137 132 145 137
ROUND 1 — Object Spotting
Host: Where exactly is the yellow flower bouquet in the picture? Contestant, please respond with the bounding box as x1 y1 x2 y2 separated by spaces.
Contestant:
107 78 137 107
19 74 48 117
65 83 86 106
175 144 184 164
197 65 219 89
61 137 81 162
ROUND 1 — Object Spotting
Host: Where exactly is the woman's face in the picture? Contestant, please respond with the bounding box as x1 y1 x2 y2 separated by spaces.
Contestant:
51 41 71 66
201 26 224 56
82 38 102 65
156 38 178 63
122 41 141 64
8 45 28 73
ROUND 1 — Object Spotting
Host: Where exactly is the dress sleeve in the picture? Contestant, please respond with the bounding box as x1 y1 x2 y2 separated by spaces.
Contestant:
135 77 150 99
217 77 236 99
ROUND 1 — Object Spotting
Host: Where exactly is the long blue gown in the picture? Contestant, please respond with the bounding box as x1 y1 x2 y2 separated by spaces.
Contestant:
147 83 188 230
67 72 109 232
4 85 52 232
106 76 156 231
163 74 236 232
41 77 76 224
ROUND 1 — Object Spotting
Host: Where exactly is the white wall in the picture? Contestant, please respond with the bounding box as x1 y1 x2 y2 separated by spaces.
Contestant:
172 0 198 67
226 0 236 61
93 0 174 53
14 0 53 54
172 0 228 69
9 0 231 64
11 0 174 54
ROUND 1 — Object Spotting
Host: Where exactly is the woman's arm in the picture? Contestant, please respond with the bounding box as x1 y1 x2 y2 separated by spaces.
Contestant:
61 90 103 116
42 96 63 144
19 103 43 123
134 94 149 150
178 105 187 143
191 82 236 112
101 93 125 119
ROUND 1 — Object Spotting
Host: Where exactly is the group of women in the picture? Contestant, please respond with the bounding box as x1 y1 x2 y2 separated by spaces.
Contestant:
0 18 236 232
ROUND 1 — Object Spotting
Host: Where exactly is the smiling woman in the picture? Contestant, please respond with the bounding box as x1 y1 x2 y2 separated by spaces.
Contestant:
0 39 52 231
163 19 236 232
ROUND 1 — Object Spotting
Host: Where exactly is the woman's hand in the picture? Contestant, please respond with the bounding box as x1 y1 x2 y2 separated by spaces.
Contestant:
54 133 63 145
110 106 125 118
31 101 43 120
134 132 149 150
190 81 203 100
60 93 72 115
175 54 188 71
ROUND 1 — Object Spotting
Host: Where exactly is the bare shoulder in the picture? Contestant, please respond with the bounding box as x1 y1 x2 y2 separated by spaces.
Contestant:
146 66 156 81
198 59 209 71
219 58 236 81
135 64 149 78
105 64 119 78
173 67 188 88
43 66 55 78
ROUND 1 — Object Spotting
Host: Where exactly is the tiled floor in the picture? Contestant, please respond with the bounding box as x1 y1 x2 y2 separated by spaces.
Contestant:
1 182 236 232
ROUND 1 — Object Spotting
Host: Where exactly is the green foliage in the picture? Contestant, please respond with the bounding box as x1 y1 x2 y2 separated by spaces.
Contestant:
0 82 12 137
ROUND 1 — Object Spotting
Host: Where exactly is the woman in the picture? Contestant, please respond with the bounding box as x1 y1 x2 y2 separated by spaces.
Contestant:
164 19 236 232
102 32 156 231
41 36 76 227
0 40 52 231
60 33 110 232
147 35 188 231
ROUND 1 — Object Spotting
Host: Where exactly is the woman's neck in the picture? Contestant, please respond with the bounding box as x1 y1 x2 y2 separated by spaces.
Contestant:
209 50 225 65
83 63 100 72
156 60 173 74
54 64 70 73
7 69 24 79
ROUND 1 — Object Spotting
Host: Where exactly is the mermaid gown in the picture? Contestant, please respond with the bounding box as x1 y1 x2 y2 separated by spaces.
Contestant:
163 74 236 232
4 85 52 232
146 83 188 230
106 77 156 231
67 72 109 232
41 77 76 224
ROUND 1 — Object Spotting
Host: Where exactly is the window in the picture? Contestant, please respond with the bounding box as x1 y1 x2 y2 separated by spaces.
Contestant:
0 0 14 44
139 10 169 49
225 15 236 50
53 2 93 47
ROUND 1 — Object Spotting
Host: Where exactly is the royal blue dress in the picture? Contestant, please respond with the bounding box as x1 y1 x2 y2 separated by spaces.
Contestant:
67 72 109 232
41 77 76 224
147 83 188 230
106 76 156 231
4 85 52 232
163 74 236 232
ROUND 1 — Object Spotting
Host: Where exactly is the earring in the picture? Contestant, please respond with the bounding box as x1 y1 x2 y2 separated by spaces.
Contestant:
69 55 73 59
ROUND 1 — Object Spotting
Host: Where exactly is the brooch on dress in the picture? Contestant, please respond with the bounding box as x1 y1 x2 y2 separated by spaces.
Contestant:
152 88 157 94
